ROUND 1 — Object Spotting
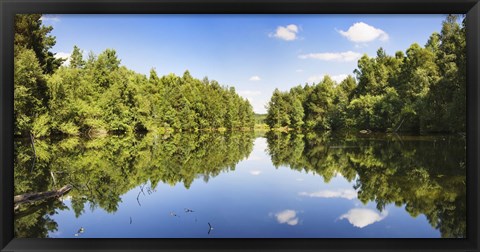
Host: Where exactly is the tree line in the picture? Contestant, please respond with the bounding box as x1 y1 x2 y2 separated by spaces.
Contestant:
266 15 466 133
14 14 255 138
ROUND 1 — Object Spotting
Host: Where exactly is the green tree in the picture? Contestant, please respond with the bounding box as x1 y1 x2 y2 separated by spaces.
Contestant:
69 45 85 69
14 14 64 74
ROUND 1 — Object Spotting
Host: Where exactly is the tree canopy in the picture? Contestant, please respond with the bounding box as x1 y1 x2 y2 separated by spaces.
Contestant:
14 15 255 138
266 15 466 134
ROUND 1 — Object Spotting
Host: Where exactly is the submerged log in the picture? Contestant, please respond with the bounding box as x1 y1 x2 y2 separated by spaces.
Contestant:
14 185 73 206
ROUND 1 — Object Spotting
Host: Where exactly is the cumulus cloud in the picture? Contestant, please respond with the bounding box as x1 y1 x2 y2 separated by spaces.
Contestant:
270 24 299 41
54 52 71 66
250 170 262 176
274 209 299 226
299 189 357 200
249 75 261 81
55 52 71 60
339 208 388 228
299 51 361 62
307 74 349 84
338 22 389 43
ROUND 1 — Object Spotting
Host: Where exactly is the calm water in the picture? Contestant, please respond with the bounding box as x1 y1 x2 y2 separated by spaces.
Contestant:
14 132 466 238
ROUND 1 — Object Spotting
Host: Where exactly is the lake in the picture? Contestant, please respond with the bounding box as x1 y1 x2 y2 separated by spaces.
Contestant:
14 131 466 238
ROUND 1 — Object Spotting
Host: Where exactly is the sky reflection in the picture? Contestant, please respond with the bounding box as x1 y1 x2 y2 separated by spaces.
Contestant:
339 208 389 228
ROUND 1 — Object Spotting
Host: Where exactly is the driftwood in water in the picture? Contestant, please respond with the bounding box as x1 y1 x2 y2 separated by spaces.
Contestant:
14 185 73 206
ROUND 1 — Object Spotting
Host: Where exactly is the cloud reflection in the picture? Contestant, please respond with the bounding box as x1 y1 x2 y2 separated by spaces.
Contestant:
246 155 264 161
339 208 388 228
299 189 357 200
274 209 299 226
250 170 262 176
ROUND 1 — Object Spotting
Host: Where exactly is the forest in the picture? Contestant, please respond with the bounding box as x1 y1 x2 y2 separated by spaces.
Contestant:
266 15 466 133
14 14 255 138
15 14 467 137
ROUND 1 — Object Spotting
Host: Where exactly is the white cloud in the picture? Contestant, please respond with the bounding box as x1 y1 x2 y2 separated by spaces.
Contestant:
307 74 349 84
330 74 349 83
250 170 262 176
307 75 323 83
238 90 261 96
339 208 388 228
295 69 304 73
338 22 389 43
299 189 357 200
270 24 299 41
299 51 361 62
249 75 261 81
54 52 71 66
40 15 60 22
55 52 71 60
274 209 299 226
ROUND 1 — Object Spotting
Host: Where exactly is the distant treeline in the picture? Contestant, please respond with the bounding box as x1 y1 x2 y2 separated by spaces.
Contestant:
14 14 255 137
266 15 466 133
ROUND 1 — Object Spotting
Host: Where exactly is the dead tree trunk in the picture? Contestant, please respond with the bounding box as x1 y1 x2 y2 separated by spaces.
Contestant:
14 185 73 207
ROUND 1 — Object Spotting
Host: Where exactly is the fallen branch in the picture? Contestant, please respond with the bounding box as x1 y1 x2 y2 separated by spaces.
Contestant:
14 185 73 206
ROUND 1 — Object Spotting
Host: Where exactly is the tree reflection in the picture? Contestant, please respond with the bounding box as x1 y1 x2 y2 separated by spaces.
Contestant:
266 131 466 238
14 131 254 237
14 131 465 238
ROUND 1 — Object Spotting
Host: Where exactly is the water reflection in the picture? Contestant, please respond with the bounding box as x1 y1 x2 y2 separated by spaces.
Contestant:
14 131 465 238
14 131 255 238
273 210 300 226
339 208 388 228
266 131 466 238
299 189 357 200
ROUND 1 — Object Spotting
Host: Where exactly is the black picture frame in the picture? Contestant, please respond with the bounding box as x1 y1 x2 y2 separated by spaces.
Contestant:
1 0 479 251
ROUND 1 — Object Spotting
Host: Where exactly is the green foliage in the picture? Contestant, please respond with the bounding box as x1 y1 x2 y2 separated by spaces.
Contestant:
14 48 49 136
14 15 255 137
69 45 85 69
266 15 466 133
14 14 64 74
254 114 267 124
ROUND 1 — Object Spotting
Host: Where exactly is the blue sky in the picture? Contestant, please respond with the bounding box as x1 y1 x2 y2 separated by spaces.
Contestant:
42 14 448 114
